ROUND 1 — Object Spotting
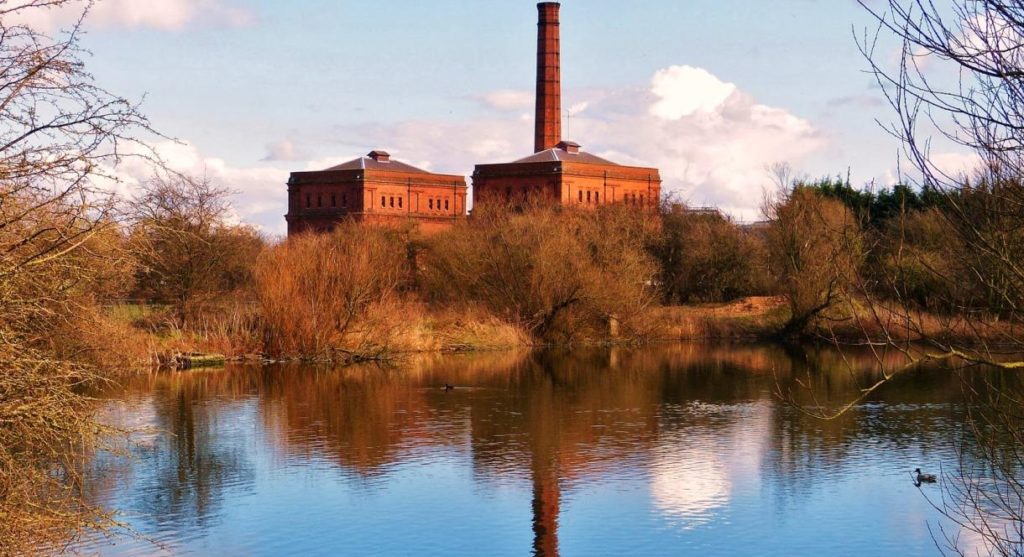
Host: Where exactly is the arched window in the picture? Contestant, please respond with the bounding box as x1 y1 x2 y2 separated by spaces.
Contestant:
398 197 403 209
578 190 583 203
595 192 600 203
586 191 591 203
317 194 322 208
381 195 386 208
429 198 434 210
390 196 394 208
445 199 449 211
342 193 347 207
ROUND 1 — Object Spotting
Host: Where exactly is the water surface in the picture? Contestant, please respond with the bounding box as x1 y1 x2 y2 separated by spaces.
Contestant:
78 343 996 556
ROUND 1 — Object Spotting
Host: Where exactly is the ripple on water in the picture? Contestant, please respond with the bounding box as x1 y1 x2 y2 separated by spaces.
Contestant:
75 347 1001 556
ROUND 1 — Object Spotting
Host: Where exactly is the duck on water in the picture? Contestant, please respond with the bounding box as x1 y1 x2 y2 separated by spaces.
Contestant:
914 468 937 485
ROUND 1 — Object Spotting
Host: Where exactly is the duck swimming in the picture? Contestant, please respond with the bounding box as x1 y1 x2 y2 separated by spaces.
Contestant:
914 468 937 484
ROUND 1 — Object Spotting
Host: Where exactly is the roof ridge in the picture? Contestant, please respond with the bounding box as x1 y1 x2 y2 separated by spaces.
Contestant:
323 154 430 173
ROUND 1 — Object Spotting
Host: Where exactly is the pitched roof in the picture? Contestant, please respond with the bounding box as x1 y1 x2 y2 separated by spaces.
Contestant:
510 147 619 166
324 155 429 173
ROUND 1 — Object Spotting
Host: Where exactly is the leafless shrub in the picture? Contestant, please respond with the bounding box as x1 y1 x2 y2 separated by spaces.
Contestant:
764 186 864 337
0 1 157 551
128 174 265 328
421 203 659 342
254 222 409 359
652 202 771 304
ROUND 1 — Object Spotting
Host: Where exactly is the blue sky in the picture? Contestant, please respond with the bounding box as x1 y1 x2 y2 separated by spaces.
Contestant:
22 0 973 233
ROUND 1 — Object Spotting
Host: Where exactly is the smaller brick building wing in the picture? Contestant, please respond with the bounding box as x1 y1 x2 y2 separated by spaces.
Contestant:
286 150 468 235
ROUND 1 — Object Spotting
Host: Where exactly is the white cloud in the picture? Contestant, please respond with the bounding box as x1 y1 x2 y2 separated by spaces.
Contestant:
103 141 288 235
9 0 254 32
262 140 302 162
95 65 824 233
578 68 824 220
330 65 824 222
650 65 738 120
930 151 981 179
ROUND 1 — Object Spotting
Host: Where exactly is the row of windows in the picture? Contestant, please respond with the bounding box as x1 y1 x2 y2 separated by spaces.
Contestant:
302 191 461 213
378 195 452 212
381 195 405 209
427 197 451 211
575 190 648 205
306 192 349 209
623 193 647 205
496 185 647 206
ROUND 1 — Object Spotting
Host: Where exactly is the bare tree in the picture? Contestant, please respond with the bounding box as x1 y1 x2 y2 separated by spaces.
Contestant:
787 2 1024 555
0 1 156 552
128 174 262 327
422 202 658 342
764 186 864 337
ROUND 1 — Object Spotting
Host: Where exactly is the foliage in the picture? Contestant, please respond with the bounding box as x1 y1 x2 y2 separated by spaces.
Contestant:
128 174 264 327
0 1 153 552
800 176 945 228
652 203 771 304
422 203 658 342
765 186 864 337
254 222 409 359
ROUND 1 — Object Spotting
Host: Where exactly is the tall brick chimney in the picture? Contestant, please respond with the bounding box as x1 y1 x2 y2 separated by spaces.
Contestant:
534 2 561 153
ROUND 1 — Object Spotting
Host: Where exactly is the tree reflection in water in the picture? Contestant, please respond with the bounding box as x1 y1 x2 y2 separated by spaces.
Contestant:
83 343 1007 556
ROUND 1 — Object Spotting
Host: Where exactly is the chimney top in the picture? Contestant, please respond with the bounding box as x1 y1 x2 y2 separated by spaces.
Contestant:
556 140 580 154
367 150 391 163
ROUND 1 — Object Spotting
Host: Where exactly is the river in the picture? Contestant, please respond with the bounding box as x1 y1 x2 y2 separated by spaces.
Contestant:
74 342 1010 556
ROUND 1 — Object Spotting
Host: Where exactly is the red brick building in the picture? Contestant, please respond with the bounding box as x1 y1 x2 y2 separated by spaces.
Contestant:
472 2 662 210
473 140 661 209
286 150 468 236
284 2 660 235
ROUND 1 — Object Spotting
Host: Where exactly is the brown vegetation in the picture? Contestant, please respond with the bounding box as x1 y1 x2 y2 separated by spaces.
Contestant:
764 186 863 337
0 1 153 552
255 223 409 360
129 174 264 327
652 204 770 304
422 203 659 343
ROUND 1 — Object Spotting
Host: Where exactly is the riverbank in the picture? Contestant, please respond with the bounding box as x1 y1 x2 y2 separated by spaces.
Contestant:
99 297 1021 370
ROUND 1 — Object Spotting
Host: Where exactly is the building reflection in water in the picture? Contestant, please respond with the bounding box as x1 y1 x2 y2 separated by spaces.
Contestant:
92 342 981 555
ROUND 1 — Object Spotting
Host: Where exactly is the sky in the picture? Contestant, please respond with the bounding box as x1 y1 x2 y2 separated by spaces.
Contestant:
17 0 977 234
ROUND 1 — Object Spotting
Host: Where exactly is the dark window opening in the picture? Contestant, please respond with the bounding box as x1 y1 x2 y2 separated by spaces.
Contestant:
317 194 322 208
595 192 600 203
342 193 348 207
586 191 591 203
398 197 403 209
331 194 336 207
381 196 386 208
306 194 311 208
429 199 434 210
389 196 394 208
445 199 449 211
